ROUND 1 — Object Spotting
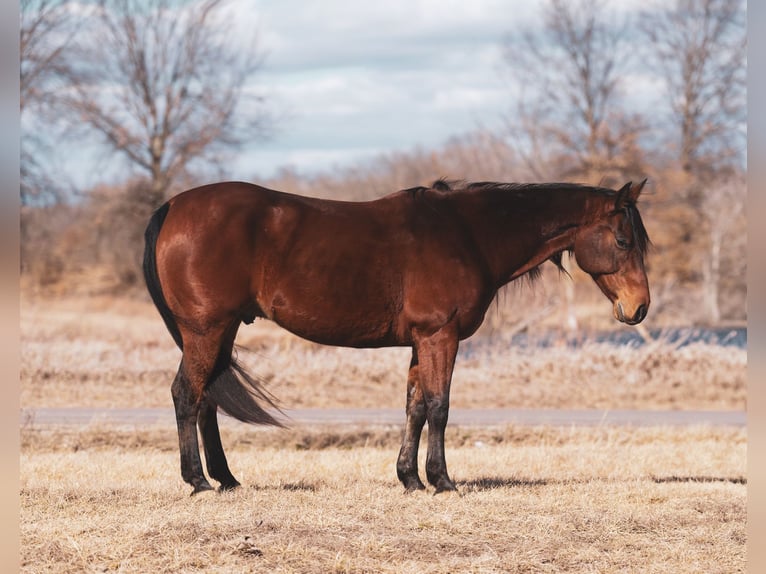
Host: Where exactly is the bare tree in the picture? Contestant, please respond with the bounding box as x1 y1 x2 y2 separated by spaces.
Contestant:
639 0 746 182
639 0 745 323
64 0 271 207
502 0 645 184
21 0 73 112
698 176 746 323
502 0 647 333
20 0 81 204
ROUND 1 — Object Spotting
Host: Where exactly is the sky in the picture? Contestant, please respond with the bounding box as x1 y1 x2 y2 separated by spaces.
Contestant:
225 0 537 180
50 0 654 189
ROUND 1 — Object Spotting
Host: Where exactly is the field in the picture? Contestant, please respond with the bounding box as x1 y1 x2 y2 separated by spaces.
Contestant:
21 425 746 573
20 296 747 573
21 296 746 411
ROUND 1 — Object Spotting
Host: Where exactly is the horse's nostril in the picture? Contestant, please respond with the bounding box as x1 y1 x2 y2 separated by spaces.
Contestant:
635 304 647 323
615 302 625 322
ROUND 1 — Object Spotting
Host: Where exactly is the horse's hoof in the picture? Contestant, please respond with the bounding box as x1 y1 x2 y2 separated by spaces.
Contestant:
403 483 427 494
190 482 215 496
433 481 459 495
218 481 241 493
400 475 427 493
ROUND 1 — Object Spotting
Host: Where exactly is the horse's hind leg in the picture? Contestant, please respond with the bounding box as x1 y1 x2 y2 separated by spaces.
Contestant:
198 397 240 491
172 323 237 495
171 363 213 494
196 321 242 491
396 350 427 492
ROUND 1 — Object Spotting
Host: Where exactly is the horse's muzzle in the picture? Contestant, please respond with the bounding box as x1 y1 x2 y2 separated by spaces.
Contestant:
615 302 648 325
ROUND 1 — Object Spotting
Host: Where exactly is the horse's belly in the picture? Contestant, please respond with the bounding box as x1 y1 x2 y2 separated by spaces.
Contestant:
253 277 406 348
267 307 404 348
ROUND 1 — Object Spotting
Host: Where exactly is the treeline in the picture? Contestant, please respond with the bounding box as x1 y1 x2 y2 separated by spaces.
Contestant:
21 129 746 326
20 0 746 327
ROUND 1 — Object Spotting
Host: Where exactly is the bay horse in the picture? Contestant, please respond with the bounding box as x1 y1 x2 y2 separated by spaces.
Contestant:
143 179 650 495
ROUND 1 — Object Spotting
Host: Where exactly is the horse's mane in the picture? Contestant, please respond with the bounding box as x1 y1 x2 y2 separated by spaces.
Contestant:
457 180 617 197
624 201 651 256
430 179 650 256
402 178 459 197
412 179 650 283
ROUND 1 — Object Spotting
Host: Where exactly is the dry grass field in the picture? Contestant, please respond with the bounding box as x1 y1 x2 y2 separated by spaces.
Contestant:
20 296 747 572
21 424 745 573
21 296 745 411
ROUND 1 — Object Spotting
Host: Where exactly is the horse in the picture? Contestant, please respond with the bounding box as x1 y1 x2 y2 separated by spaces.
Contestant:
142 178 650 495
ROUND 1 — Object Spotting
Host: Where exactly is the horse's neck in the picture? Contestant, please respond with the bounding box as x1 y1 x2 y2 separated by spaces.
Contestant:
459 187 596 287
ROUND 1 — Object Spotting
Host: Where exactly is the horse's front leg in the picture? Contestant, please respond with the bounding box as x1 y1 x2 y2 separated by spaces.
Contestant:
413 322 459 494
396 350 427 492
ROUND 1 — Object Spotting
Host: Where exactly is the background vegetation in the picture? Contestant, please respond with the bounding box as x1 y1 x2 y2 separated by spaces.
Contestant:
20 0 747 331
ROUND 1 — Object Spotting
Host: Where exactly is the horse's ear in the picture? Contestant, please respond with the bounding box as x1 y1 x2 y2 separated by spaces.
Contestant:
615 179 646 208
615 181 632 209
630 179 647 201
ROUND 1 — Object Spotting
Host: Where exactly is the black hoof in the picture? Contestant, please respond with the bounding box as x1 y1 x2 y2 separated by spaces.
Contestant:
218 480 241 493
190 481 215 496
400 473 427 493
433 479 458 495
403 481 427 494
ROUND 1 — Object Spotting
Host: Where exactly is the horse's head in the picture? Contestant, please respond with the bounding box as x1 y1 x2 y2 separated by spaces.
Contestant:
573 180 650 325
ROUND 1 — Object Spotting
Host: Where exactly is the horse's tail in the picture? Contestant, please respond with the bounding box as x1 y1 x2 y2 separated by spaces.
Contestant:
143 202 283 427
143 202 184 350
206 359 284 427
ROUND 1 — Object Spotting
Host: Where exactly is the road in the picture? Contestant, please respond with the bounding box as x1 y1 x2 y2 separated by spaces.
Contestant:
20 407 746 428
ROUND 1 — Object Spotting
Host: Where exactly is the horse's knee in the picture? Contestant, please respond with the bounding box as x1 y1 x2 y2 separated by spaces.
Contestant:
171 362 206 409
170 370 184 399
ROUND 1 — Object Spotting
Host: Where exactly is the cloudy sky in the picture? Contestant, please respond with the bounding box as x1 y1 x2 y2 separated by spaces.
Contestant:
225 0 540 179
57 0 649 188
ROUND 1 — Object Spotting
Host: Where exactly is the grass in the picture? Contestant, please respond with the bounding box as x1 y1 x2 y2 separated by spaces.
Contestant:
20 295 747 572
21 296 746 411
21 424 746 573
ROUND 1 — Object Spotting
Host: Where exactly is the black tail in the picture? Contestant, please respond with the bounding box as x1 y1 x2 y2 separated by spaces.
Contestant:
142 202 283 427
143 202 184 350
207 359 284 427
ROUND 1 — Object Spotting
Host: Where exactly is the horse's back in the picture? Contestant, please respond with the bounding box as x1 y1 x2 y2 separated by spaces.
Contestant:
155 182 407 342
164 181 282 218
153 181 492 346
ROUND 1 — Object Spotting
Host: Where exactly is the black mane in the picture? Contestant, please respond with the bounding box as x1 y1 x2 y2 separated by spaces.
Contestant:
463 180 617 197
454 180 651 255
403 178 650 261
624 202 651 256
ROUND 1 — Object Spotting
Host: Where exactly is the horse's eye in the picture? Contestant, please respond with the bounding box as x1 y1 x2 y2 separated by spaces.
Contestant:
616 236 631 250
